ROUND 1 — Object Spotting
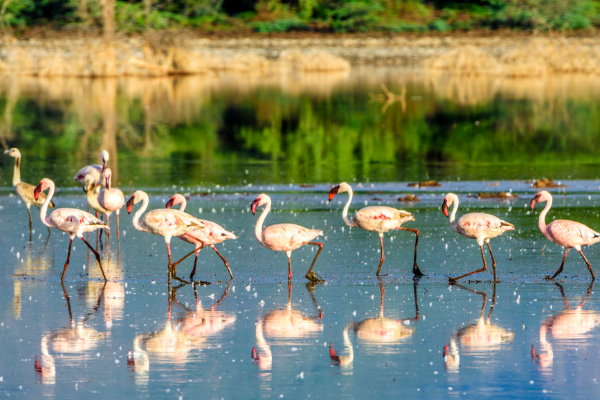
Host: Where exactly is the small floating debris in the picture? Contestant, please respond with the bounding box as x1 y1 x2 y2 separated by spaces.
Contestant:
300 184 315 188
190 192 212 197
371 197 383 201
398 194 419 202
486 182 500 187
470 192 518 199
408 180 441 187
530 179 565 188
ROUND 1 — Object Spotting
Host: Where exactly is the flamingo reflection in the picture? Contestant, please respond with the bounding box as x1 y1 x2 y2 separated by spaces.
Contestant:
13 239 53 320
35 282 108 385
444 283 514 372
129 281 235 385
330 278 421 368
531 282 600 371
86 249 125 328
251 282 324 371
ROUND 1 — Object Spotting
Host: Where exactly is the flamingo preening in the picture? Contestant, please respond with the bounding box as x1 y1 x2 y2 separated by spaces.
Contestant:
97 168 125 240
5 148 54 240
251 194 324 282
33 178 108 281
329 182 422 276
165 194 236 282
442 193 514 283
531 190 599 280
126 190 207 280
73 150 109 184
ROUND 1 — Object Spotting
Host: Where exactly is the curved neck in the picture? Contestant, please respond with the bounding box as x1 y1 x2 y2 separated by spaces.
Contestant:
179 197 187 213
254 198 271 245
12 156 21 186
255 318 272 370
39 182 55 228
133 193 149 233
538 197 552 233
449 196 459 228
87 185 105 212
342 186 357 227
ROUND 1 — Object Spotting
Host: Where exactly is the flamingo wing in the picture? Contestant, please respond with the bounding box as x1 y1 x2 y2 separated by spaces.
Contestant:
458 213 512 231
16 182 54 208
354 206 414 231
73 165 101 183
98 188 125 212
49 208 106 231
262 223 322 249
144 209 204 234
547 219 600 244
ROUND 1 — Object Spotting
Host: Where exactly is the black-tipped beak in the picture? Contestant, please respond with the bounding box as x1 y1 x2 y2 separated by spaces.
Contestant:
126 195 135 214
328 185 340 203
530 194 540 210
441 199 449 218
34 184 42 201
251 198 260 215
165 198 175 209
3 150 10 155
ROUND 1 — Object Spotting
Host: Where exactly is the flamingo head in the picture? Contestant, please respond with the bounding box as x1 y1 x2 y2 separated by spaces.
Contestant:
34 178 51 201
251 194 269 215
441 193 457 218
329 182 351 203
4 147 21 158
101 168 113 190
83 174 96 193
530 191 550 210
441 198 449 218
165 194 185 209
127 191 144 213
100 150 109 172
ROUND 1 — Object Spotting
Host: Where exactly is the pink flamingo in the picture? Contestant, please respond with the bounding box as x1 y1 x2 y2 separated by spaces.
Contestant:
442 193 514 283
33 178 108 281
328 182 422 276
74 150 109 184
165 194 236 281
251 194 324 282
531 190 599 280
97 168 125 240
5 147 54 240
126 190 207 280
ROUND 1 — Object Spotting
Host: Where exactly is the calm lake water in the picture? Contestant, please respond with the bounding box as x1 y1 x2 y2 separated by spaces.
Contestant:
1 68 600 398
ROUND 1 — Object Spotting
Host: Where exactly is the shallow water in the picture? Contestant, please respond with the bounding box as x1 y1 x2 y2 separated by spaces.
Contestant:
2 69 600 398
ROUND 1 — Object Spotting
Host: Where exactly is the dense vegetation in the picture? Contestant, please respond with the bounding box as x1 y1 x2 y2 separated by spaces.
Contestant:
3 0 600 35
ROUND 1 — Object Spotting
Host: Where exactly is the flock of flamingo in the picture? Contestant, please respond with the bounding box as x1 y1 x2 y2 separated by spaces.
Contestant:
5 148 600 284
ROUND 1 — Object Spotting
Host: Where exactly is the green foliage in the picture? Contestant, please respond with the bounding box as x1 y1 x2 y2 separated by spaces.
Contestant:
253 18 308 32
327 1 383 32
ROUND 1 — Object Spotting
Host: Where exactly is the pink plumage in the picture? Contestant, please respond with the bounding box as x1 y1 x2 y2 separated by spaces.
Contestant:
97 168 125 240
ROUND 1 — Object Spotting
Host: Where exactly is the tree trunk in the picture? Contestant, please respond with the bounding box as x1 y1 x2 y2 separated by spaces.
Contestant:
144 0 152 31
99 0 117 76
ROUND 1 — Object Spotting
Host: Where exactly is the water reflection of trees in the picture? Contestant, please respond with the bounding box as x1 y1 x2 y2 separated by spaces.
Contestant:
3 71 600 187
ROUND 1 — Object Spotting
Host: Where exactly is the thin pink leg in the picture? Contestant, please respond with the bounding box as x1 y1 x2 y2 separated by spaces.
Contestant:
62 238 73 281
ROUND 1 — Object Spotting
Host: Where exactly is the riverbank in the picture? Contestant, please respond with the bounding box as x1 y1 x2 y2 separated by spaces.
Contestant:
1 34 600 76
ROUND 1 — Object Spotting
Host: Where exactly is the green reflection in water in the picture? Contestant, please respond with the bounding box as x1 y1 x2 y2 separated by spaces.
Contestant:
1 69 600 191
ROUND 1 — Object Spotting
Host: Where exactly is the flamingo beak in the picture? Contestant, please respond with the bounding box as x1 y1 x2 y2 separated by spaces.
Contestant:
443 344 449 358
251 347 259 362
530 194 542 210
328 185 340 203
165 198 175 209
441 199 449 218
105 175 111 191
126 195 135 213
3 149 10 155
251 198 260 215
34 184 42 201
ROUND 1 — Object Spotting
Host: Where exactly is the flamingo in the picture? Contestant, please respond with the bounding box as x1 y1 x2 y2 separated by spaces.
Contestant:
73 150 109 184
34 178 108 281
165 194 236 281
97 168 125 240
4 148 54 240
531 190 599 280
328 182 422 276
441 193 514 283
83 174 107 218
126 190 207 280
251 194 324 282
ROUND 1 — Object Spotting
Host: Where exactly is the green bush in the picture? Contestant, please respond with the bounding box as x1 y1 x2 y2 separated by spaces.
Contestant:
253 18 309 33
327 1 383 33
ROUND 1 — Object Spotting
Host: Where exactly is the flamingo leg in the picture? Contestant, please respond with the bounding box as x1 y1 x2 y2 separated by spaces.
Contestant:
117 212 120 242
397 227 423 276
287 252 293 281
449 245 488 283
305 242 324 282
81 235 106 281
62 238 74 281
578 250 595 280
167 242 173 268
376 234 385 276
211 245 234 279
106 214 111 239
27 206 32 242
547 249 569 280
189 250 201 280
486 241 499 282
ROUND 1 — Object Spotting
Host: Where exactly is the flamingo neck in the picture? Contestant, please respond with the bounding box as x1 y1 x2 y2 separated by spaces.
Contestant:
254 198 271 245
255 318 272 370
538 197 552 234
449 196 459 230
133 193 149 233
39 182 54 228
12 155 21 186
342 187 357 227
87 185 105 213
342 325 354 364
178 197 187 213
